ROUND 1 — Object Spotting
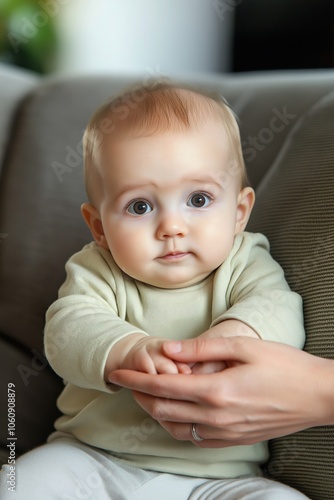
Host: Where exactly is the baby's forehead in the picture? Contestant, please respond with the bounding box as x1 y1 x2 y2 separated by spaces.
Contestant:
101 122 229 159
100 129 238 183
101 117 228 149
84 85 246 203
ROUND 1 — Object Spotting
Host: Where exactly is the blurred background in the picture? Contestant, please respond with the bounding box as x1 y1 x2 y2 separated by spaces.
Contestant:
0 0 334 77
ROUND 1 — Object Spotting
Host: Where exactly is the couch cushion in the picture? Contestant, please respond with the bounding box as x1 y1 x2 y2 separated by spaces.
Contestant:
0 75 132 352
0 335 62 464
1 70 334 354
0 64 38 177
1 69 334 463
248 90 334 499
179 70 334 188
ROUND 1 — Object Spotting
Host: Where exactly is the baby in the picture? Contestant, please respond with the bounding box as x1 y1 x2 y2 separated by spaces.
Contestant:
1 82 307 499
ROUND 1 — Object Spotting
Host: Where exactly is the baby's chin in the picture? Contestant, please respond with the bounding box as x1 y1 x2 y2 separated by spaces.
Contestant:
135 272 214 290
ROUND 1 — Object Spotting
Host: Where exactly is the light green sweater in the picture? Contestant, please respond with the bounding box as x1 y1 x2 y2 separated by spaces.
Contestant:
44 232 305 479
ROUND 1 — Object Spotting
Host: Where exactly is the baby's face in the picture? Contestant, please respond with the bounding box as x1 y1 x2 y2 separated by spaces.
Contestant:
97 126 250 288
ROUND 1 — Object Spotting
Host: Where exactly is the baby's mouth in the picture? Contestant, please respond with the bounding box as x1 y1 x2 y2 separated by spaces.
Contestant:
159 251 189 260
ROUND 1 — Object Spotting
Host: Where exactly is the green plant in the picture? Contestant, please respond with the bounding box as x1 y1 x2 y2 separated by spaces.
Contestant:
0 0 58 74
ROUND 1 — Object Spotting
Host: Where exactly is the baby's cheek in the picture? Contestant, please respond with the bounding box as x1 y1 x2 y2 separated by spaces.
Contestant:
108 229 149 277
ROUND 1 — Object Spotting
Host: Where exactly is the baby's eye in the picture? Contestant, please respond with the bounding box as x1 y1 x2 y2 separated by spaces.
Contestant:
187 192 212 208
127 200 153 215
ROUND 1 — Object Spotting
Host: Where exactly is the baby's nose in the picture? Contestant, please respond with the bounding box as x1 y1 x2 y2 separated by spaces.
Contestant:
156 211 188 239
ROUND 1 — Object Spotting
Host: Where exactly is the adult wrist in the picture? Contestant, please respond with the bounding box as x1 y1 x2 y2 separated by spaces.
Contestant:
305 355 334 427
312 355 334 426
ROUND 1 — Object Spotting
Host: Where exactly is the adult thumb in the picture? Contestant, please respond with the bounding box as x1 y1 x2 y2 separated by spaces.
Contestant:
163 336 257 364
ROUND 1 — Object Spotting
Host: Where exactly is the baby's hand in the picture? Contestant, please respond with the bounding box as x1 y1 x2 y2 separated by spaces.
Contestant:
190 360 228 374
122 336 191 375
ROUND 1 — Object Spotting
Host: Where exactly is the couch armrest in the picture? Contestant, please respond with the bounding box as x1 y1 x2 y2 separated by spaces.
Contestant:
0 64 39 176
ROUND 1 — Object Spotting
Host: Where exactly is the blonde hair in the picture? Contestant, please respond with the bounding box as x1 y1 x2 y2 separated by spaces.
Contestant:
83 81 249 203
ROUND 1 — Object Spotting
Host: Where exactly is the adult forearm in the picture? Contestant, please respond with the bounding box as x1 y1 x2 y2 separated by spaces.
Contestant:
315 355 334 426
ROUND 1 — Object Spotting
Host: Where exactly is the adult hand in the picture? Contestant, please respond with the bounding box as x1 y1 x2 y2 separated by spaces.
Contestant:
109 337 334 447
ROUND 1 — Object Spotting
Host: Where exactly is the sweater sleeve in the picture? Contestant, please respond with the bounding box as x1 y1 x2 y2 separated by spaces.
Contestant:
44 243 148 392
211 233 305 348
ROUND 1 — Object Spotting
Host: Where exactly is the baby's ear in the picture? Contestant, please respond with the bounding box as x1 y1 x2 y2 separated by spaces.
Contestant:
81 203 108 249
235 187 255 234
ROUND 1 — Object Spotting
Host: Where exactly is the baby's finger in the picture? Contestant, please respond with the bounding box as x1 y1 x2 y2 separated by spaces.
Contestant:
155 357 179 374
191 361 227 374
175 362 192 374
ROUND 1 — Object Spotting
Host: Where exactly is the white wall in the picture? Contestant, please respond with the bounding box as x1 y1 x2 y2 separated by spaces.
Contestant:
54 0 234 76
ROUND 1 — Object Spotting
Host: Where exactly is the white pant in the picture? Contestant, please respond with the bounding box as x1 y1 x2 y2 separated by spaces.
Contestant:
0 436 309 499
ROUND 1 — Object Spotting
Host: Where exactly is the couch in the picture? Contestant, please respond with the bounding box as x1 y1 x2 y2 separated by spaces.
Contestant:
0 63 333 499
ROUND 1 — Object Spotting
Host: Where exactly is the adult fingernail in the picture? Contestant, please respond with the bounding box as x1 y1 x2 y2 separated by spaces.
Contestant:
108 373 118 383
164 341 182 353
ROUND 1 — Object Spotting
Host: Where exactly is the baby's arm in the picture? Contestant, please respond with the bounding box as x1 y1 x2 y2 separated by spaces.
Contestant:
104 334 191 379
201 319 260 340
187 233 305 374
45 245 191 394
